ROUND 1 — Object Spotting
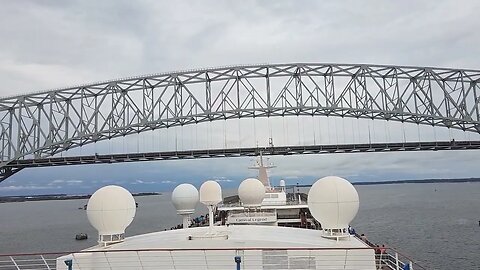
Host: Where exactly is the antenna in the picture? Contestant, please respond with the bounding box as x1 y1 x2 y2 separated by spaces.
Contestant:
238 178 265 208
172 184 199 229
279 179 286 192
308 176 359 240
249 151 276 189
199 180 222 233
86 185 136 246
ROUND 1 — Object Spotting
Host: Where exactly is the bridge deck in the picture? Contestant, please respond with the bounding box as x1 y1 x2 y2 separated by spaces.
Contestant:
1 140 479 182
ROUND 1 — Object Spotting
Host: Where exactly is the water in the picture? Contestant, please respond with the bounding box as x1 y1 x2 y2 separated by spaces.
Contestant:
352 183 480 269
0 183 479 269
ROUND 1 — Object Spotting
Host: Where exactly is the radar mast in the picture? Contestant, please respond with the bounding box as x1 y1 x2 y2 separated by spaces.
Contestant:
249 151 276 190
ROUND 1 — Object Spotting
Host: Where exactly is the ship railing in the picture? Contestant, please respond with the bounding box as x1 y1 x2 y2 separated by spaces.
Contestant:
219 199 307 208
0 254 57 270
228 211 277 218
376 251 409 270
353 234 425 270
0 247 426 270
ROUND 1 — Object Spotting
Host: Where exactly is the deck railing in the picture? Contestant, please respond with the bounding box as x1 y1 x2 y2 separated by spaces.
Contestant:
0 246 426 270
0 254 57 270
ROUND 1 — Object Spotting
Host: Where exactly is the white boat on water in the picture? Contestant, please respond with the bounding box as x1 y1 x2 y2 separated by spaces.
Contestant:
1 156 421 270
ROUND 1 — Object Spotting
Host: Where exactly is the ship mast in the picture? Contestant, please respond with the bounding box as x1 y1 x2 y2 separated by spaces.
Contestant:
249 151 276 190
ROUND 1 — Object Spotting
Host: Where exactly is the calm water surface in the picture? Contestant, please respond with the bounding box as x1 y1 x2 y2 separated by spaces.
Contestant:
0 183 479 269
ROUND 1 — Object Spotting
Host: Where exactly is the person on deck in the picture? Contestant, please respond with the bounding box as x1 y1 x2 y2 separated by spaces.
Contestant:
360 233 368 242
380 245 386 254
348 225 355 235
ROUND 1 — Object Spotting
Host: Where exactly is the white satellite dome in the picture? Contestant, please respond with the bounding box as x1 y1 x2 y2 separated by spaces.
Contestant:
279 179 286 187
307 176 359 231
87 185 136 237
172 183 199 214
199 180 222 206
238 178 265 207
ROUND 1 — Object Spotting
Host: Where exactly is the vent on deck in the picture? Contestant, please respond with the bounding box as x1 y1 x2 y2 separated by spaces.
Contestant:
262 250 316 269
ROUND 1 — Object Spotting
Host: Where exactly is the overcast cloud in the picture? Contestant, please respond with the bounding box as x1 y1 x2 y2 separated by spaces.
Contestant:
0 0 479 195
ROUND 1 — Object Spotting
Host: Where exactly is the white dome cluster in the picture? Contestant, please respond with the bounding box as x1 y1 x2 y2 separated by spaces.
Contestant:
307 176 359 231
87 185 136 238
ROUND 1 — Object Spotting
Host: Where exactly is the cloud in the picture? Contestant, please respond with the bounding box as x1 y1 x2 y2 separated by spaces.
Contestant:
47 179 83 186
133 179 156 185
0 1 479 97
161 180 176 184
210 176 233 183
1 1 480 196
0 185 60 191
215 179 233 183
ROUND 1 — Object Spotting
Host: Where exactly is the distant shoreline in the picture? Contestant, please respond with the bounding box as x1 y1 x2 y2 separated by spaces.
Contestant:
352 178 480 185
1 178 479 203
285 178 480 188
0 192 161 203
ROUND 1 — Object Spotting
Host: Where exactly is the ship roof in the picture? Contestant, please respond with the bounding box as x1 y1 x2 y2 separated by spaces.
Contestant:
86 225 368 251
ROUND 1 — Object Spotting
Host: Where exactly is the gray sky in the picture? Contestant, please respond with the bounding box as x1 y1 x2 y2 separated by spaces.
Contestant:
1 0 480 195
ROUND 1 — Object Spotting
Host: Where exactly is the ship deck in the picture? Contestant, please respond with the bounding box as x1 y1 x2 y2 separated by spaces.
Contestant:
54 225 377 269
87 225 368 251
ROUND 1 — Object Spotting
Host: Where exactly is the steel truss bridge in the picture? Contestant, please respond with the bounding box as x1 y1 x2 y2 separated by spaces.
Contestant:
1 63 480 181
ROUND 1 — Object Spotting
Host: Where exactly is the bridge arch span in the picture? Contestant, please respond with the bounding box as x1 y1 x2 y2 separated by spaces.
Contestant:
1 63 479 164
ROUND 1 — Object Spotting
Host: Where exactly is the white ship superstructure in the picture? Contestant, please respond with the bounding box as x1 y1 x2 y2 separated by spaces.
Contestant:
56 225 375 269
218 155 313 228
48 158 417 269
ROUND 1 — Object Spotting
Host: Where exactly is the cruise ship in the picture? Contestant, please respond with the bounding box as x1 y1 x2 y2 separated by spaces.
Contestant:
218 154 312 229
1 157 421 270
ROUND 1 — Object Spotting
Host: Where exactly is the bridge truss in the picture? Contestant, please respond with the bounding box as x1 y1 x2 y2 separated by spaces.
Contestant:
1 63 480 180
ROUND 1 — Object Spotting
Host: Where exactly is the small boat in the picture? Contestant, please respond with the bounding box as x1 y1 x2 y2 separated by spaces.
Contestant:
75 233 88 240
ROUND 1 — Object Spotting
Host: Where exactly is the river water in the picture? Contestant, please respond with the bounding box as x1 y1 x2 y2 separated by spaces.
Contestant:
0 183 479 269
